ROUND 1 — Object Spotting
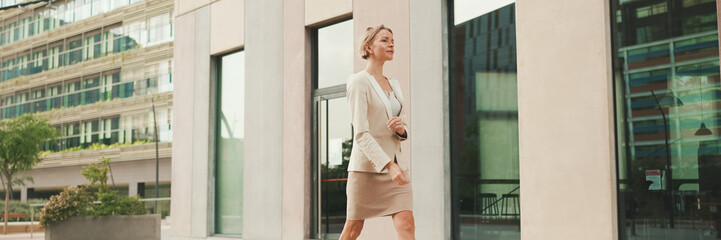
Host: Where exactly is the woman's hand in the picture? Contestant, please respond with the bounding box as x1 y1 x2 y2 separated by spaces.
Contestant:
384 162 409 186
388 117 406 135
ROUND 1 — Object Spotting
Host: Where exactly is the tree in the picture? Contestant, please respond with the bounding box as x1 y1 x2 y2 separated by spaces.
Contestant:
0 115 57 234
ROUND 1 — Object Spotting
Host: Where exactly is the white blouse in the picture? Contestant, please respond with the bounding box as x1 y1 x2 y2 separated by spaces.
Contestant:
386 91 402 117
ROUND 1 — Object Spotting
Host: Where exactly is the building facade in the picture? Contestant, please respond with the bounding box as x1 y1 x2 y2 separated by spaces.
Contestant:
172 0 721 239
0 0 173 213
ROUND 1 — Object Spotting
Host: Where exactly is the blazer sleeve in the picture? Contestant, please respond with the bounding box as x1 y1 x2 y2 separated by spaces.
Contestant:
395 125 409 141
347 79 393 173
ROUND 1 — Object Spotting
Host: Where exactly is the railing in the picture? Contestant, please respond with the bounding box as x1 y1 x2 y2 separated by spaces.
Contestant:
139 197 171 219
29 202 45 238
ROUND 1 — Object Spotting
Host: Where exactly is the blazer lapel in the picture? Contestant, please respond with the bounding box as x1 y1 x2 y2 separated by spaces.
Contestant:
389 79 404 115
363 71 393 119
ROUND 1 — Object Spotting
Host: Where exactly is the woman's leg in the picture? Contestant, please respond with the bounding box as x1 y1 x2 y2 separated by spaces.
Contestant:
392 210 415 240
339 219 365 240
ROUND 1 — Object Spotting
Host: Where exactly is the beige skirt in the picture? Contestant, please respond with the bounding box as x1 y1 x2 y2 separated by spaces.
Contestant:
346 171 413 220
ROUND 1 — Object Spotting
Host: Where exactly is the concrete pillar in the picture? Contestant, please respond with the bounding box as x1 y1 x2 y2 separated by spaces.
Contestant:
409 0 451 239
20 187 27 203
282 0 311 238
171 4 212 238
244 0 285 238
128 181 138 197
516 0 618 239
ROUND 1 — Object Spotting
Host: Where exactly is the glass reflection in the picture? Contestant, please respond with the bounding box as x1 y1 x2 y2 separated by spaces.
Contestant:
613 0 721 239
0 0 151 47
450 1 519 240
215 51 245 235
318 97 352 238
0 11 173 83
312 19 354 239
317 20 354 89
1 60 172 120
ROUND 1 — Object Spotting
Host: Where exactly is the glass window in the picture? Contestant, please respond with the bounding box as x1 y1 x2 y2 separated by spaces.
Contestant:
316 20 353 89
85 33 102 60
0 9 166 82
613 0 721 239
92 0 109 16
310 19 354 239
214 50 244 236
450 1 520 239
147 14 171 46
67 36 83 65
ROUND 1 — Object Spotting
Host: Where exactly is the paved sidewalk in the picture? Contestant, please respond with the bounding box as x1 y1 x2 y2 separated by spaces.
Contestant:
0 232 43 240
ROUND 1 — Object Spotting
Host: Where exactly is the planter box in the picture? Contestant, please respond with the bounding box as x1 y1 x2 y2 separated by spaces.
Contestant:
45 214 160 240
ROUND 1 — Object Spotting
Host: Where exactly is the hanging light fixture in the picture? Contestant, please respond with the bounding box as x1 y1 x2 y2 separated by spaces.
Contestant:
696 81 712 136
696 122 712 136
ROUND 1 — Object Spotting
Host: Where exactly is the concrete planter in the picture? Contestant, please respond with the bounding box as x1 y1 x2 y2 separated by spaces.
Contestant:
45 214 160 240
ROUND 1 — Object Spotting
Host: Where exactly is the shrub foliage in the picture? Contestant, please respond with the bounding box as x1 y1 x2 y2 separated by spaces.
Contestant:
40 157 146 227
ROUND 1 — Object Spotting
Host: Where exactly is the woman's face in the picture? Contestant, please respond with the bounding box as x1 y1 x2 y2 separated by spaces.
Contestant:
367 29 394 61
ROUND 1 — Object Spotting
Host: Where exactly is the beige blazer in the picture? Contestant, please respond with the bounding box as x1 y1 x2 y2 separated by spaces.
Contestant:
346 70 409 173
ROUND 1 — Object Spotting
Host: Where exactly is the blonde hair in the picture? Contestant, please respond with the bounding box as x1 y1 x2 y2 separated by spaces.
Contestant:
359 25 393 60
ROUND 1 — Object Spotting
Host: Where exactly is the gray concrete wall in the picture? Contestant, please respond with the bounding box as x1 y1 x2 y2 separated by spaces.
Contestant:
305 0 352 26
46 215 161 240
243 0 285 239
171 5 213 238
409 0 451 239
516 0 618 239
282 0 311 238
28 158 171 189
210 0 245 55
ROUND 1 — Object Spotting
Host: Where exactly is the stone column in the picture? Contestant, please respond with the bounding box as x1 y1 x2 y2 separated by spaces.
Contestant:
20 187 27 203
243 0 285 238
516 0 618 239
409 0 452 239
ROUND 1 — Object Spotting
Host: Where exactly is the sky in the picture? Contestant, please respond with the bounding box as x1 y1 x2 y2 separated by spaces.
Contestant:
454 0 516 25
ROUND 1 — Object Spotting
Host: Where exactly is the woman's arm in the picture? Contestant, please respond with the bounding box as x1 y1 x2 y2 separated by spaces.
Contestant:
347 79 392 173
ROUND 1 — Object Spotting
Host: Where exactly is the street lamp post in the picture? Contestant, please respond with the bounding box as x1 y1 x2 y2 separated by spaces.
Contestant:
650 90 675 228
151 97 159 214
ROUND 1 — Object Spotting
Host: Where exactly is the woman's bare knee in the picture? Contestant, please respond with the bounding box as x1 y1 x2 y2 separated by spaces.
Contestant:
340 220 365 240
393 211 416 235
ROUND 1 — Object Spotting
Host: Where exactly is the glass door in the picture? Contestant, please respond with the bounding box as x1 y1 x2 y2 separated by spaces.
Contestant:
312 90 352 239
449 1 520 239
310 18 353 240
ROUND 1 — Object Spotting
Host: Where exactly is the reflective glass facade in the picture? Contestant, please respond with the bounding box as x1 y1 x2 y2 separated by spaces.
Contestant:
214 50 245 236
450 1 520 239
0 0 147 47
612 0 721 239
0 12 173 82
0 0 174 153
41 105 172 152
1 60 173 119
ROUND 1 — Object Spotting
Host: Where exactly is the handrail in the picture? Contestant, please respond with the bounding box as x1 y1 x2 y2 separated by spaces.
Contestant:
139 197 171 202
618 30 717 51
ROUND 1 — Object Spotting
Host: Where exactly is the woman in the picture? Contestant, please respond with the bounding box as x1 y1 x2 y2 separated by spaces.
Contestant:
340 25 415 240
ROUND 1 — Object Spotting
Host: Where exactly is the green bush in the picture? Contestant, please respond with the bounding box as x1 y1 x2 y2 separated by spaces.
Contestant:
91 187 146 217
0 199 46 222
39 186 93 226
39 157 147 227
